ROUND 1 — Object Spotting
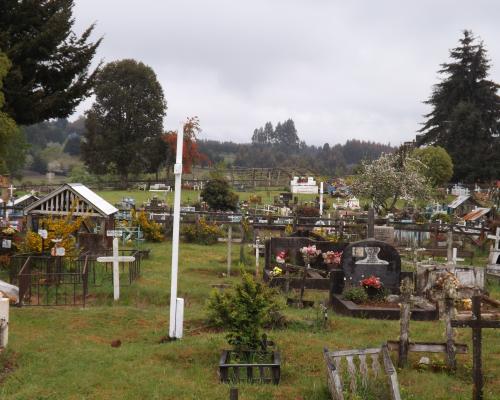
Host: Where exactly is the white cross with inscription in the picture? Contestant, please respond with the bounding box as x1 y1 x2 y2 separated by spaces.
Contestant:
97 237 135 300
488 227 500 251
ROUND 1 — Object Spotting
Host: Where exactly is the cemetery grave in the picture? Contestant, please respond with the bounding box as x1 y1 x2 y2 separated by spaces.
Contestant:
0 182 498 398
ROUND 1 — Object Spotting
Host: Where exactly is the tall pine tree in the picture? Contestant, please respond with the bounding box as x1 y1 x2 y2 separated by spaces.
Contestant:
418 30 500 182
0 0 101 125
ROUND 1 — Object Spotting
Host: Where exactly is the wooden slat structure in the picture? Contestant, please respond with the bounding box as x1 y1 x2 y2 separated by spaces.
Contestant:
23 184 118 238
323 344 401 400
24 183 118 218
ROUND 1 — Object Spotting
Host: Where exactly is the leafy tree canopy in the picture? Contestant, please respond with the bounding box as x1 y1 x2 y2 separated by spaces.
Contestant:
201 177 238 211
352 152 431 213
81 59 166 185
0 0 102 125
162 117 208 174
0 52 27 176
418 30 500 182
412 146 453 187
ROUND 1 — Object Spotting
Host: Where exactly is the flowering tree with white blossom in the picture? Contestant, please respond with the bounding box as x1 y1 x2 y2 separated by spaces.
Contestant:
352 152 431 213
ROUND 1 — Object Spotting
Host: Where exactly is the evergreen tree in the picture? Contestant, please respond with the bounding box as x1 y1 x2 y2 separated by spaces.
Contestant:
263 122 274 144
418 30 500 182
0 52 27 176
81 59 166 186
0 0 101 125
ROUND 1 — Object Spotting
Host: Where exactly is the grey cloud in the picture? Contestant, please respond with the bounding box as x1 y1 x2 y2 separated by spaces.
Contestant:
72 0 500 145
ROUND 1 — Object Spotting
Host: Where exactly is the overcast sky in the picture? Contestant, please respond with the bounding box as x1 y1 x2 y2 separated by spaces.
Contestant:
72 0 500 146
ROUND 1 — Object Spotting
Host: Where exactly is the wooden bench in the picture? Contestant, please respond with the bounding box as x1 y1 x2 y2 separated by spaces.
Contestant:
323 344 401 400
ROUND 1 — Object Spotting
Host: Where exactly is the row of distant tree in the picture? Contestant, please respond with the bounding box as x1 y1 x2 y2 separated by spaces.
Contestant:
0 0 498 183
198 133 395 176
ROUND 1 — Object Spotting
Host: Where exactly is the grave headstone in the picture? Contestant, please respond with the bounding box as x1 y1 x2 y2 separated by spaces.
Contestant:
341 239 401 292
374 225 394 245
0 297 9 347
486 227 500 276
416 262 484 300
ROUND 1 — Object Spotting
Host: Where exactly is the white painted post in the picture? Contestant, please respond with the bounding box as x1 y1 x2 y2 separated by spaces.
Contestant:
112 238 119 299
0 298 9 347
169 129 184 339
452 248 458 265
255 237 260 278
227 225 232 276
319 182 324 216
175 298 184 339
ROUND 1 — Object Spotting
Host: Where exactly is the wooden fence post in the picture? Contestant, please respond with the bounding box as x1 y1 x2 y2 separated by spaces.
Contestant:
444 296 457 370
398 277 413 368
367 208 375 238
229 387 238 400
227 225 232 277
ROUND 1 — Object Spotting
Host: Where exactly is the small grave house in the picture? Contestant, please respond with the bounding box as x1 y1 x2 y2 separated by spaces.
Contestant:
447 195 479 217
24 183 118 242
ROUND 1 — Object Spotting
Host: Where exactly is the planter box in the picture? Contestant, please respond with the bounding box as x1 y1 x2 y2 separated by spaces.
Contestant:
219 350 281 384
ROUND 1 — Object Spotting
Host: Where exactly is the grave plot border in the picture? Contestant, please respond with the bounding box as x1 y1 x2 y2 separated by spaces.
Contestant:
330 294 438 321
18 256 89 307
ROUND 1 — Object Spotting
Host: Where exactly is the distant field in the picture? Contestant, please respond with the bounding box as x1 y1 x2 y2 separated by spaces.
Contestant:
97 189 333 209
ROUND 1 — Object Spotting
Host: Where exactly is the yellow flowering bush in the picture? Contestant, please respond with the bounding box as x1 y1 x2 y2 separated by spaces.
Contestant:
21 214 84 257
181 218 223 245
131 210 164 242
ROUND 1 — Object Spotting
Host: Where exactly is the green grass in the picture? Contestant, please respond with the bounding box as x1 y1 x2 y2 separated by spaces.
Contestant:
96 188 327 209
1 242 499 399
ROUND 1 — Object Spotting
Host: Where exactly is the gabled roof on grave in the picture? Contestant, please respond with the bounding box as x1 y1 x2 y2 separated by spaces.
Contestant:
463 207 491 221
24 183 118 218
8 193 39 207
448 195 471 209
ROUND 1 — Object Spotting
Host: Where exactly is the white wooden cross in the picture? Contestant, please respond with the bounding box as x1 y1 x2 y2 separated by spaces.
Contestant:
487 227 500 251
97 237 135 300
8 184 16 199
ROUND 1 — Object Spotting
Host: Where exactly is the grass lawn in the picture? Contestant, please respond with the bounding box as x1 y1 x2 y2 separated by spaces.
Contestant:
1 242 499 400
96 189 328 209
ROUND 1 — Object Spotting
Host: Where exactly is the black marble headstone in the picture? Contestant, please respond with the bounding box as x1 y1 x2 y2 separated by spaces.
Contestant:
341 239 401 292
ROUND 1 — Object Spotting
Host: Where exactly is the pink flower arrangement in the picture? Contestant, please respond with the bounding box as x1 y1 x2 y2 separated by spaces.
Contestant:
361 275 382 289
276 251 287 264
322 251 343 266
300 245 321 265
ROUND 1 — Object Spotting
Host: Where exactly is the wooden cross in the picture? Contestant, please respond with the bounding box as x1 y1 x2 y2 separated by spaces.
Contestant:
451 295 500 400
487 227 500 251
97 238 135 300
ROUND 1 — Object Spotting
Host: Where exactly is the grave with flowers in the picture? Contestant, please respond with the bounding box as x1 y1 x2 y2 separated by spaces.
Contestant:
330 239 439 320
263 232 347 294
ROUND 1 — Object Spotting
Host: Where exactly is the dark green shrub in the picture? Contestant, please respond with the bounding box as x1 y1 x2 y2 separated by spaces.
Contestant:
201 178 238 211
342 286 368 304
431 212 451 223
295 205 319 217
207 272 284 352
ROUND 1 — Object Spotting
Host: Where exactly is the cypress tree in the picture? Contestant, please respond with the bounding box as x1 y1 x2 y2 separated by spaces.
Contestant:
418 30 500 182
0 0 101 125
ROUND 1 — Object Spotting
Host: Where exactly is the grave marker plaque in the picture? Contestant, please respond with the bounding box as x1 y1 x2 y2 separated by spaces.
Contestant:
342 239 401 292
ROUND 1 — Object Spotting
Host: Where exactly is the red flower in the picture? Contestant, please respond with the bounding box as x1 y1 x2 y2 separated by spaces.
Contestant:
361 275 382 289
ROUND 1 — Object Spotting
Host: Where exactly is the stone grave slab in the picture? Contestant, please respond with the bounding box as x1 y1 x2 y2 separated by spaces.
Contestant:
341 239 401 292
416 263 485 299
